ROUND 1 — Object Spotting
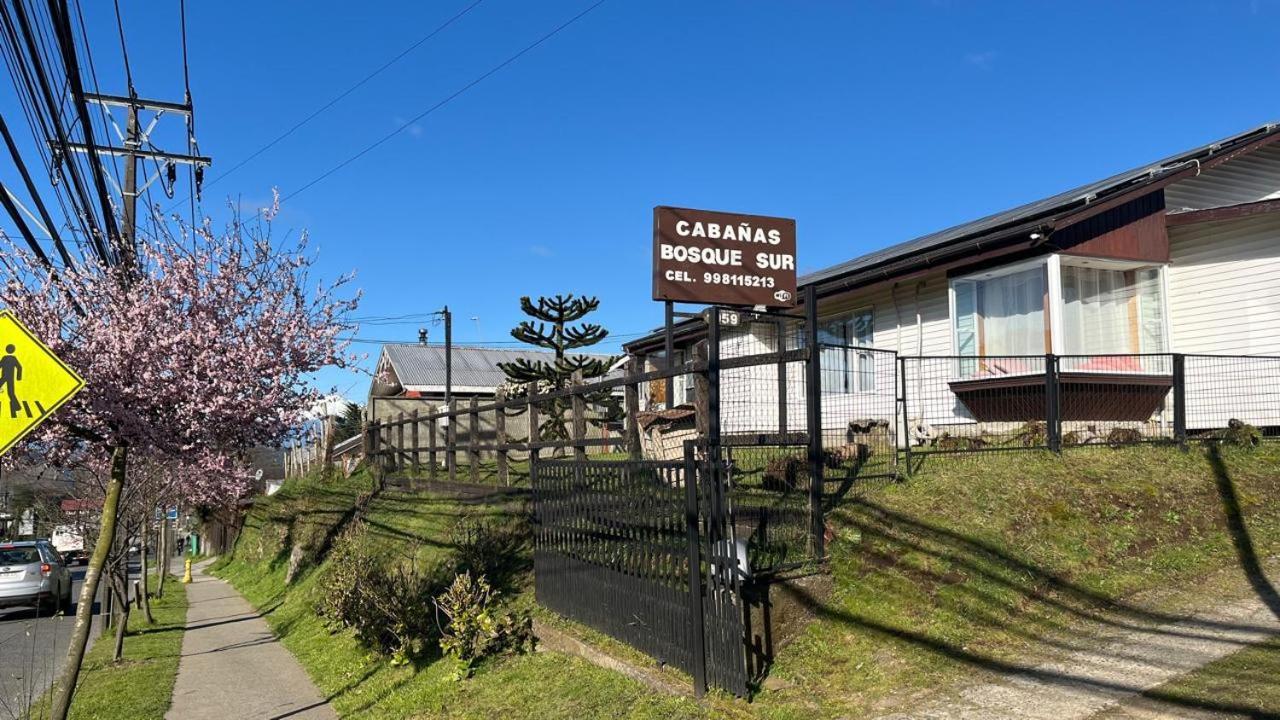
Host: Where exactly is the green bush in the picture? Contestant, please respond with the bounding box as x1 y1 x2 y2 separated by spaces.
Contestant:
316 522 450 664
1201 419 1262 448
434 571 533 680
450 514 529 594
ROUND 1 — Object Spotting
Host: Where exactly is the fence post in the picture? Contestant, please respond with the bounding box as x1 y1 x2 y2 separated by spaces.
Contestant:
682 440 708 698
571 371 587 462
411 409 420 475
368 420 381 477
899 357 911 477
707 309 721 471
447 399 458 483
397 412 406 473
1173 353 1187 450
804 286 825 558
529 394 540 456
469 398 481 483
624 359 642 459
776 316 788 433
496 390 509 485
1045 354 1062 453
427 410 438 482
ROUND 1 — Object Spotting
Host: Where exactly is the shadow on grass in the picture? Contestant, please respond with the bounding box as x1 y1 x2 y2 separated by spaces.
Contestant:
1208 444 1280 622
759 446 1280 716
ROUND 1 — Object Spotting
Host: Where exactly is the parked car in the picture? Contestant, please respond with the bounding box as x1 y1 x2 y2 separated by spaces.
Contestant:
0 540 74 614
61 549 88 566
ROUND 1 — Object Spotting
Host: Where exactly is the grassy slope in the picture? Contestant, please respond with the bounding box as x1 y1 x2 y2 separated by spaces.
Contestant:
30 574 188 720
218 444 1280 720
212 470 707 719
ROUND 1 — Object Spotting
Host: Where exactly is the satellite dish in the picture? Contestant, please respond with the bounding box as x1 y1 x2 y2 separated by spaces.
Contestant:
254 469 264 481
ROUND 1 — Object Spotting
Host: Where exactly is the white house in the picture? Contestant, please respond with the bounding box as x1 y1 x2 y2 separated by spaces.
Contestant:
627 122 1280 443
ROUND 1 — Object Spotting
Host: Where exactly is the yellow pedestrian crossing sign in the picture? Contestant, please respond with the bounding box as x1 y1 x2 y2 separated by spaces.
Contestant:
0 310 84 457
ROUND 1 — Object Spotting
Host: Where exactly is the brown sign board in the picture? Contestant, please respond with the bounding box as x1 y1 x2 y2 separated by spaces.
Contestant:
652 206 797 308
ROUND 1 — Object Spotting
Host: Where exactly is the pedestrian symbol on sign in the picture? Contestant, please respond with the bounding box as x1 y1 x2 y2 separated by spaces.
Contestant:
0 344 21 418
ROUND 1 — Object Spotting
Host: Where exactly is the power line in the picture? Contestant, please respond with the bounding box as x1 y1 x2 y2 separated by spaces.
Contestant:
110 0 132 92
282 0 608 202
341 331 649 346
166 0 486 212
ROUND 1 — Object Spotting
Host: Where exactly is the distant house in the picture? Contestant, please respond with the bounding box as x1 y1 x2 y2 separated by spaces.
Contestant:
627 122 1280 438
368 343 618 422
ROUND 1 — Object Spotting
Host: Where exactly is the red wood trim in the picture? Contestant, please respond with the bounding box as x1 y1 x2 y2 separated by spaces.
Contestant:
1165 198 1280 227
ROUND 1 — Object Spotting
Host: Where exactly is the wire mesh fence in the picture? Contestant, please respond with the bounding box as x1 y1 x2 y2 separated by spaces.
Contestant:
900 353 1280 469
1184 354 1280 441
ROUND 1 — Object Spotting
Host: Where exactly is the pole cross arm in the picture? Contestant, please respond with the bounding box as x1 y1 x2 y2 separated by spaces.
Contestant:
62 142 211 166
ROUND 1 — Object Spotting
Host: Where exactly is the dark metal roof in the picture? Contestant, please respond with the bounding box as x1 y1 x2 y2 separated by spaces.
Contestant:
800 122 1280 289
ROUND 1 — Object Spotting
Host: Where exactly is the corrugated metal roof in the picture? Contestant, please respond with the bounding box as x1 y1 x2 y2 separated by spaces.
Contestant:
800 122 1280 288
380 344 615 392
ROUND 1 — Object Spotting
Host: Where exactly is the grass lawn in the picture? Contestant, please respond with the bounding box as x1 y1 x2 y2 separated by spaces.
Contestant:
30 573 188 720
218 443 1280 719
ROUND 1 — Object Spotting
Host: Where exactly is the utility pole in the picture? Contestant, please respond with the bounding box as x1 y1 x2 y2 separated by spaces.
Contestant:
442 305 452 406
65 92 211 265
442 305 454 482
53 85 210 720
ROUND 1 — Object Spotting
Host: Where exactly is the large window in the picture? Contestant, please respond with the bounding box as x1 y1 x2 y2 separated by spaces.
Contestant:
952 262 1048 359
1061 263 1166 355
819 308 875 392
949 256 1169 372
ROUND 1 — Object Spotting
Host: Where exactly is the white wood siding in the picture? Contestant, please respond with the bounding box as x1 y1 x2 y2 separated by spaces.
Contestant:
1168 213 1280 355
819 271 954 357
1165 144 1280 211
1168 213 1280 429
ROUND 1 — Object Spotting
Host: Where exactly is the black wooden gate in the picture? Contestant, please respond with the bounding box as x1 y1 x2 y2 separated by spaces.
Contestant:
531 442 749 696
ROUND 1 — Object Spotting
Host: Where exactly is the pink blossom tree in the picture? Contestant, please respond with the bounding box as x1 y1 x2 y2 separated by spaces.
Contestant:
0 196 358 719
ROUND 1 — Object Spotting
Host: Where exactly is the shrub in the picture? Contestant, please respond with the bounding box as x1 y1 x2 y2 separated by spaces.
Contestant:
762 452 845 491
434 571 533 680
450 515 529 594
1201 419 1262 448
317 522 450 663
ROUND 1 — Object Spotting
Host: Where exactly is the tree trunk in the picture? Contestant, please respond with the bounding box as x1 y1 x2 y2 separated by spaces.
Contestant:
112 569 130 662
156 519 166 599
51 444 127 720
140 524 154 623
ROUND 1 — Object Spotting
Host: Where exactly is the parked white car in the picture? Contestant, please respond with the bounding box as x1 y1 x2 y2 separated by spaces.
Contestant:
0 540 74 614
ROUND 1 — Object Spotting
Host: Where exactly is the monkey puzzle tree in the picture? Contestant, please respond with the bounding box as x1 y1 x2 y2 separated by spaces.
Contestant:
496 294 617 443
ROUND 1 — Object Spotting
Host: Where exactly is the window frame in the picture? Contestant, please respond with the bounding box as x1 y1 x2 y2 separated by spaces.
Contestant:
948 254 1172 360
817 306 876 394
948 256 1051 358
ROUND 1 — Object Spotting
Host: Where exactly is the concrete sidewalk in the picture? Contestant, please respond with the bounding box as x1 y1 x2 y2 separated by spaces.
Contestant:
166 560 334 720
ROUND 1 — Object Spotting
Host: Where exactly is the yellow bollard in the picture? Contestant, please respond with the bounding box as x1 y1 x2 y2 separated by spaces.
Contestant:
182 558 193 584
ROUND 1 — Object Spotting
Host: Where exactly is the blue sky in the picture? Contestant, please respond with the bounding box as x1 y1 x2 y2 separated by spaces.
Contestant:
5 1 1279 400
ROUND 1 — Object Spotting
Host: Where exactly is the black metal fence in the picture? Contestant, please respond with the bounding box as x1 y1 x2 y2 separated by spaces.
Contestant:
900 353 1279 468
363 322 1280 698
532 444 749 696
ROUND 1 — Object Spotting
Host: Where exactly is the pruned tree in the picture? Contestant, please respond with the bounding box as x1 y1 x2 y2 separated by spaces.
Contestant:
497 295 618 444
0 192 358 719
331 402 364 444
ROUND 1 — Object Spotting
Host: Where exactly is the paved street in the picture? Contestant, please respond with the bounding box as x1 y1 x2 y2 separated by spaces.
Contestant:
0 559 143 720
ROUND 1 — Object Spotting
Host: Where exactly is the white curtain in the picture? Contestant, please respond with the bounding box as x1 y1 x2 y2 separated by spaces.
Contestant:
1062 266 1138 355
982 267 1046 356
